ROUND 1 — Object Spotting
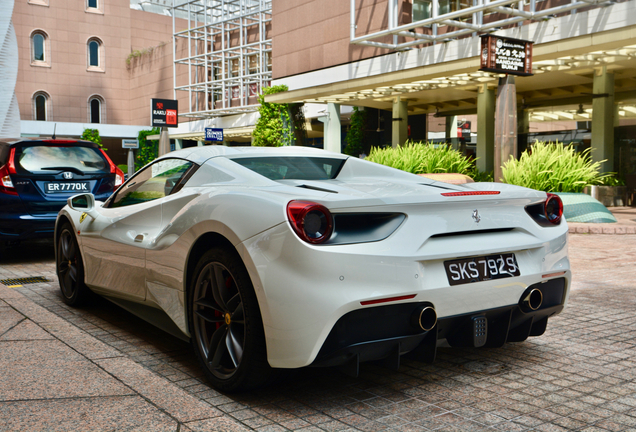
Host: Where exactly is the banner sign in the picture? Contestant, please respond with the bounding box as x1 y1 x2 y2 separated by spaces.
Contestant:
151 99 178 128
479 35 533 76
205 128 224 142
122 139 139 149
457 121 471 139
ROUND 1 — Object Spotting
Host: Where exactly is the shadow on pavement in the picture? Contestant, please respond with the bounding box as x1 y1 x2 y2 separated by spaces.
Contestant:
0 238 55 264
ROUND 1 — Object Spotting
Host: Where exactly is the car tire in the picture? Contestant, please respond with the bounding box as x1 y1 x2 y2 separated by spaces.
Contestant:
189 247 272 392
56 223 91 306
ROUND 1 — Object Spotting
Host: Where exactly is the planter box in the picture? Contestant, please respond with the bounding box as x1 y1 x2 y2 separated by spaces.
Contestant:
417 173 474 184
584 185 628 207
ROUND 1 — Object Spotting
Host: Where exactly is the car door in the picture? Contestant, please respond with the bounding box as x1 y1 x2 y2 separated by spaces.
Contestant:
79 158 195 301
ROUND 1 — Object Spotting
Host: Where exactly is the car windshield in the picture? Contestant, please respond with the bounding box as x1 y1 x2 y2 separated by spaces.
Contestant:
17 145 108 173
231 157 345 181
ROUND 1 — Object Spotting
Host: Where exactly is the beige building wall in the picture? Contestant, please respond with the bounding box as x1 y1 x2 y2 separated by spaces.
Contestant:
128 10 189 126
272 0 396 79
13 0 187 129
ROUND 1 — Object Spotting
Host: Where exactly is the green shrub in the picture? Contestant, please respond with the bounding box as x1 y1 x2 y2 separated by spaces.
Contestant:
136 128 160 171
344 107 367 157
598 175 624 186
366 141 474 175
470 169 494 183
253 85 293 147
81 128 106 150
501 141 609 192
117 164 128 174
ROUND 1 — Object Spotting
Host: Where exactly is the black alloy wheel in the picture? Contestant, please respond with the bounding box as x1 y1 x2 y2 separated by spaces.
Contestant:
190 248 271 392
56 223 91 306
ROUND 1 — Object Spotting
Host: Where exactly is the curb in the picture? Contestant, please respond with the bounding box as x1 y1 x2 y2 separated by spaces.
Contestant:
568 223 636 234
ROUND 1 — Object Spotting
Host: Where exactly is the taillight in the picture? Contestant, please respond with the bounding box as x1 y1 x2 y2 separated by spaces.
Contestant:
100 149 124 191
544 193 563 225
287 200 333 244
114 166 124 189
0 148 18 196
525 193 564 227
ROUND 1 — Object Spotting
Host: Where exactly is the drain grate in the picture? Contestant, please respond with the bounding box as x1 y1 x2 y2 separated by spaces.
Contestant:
1 276 49 287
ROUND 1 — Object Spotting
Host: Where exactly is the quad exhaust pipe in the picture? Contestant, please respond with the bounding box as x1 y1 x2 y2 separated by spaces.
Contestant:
412 305 437 331
522 288 543 311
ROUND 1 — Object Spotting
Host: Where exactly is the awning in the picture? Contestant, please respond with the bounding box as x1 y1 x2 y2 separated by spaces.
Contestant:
147 125 255 141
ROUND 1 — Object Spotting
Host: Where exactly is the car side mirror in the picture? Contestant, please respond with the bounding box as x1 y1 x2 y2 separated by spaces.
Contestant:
68 193 99 220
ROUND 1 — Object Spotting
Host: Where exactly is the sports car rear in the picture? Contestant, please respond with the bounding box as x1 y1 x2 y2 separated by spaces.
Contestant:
242 185 569 370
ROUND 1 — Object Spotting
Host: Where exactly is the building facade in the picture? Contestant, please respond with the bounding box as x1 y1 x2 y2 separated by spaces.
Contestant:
267 0 636 177
8 0 187 164
4 0 636 178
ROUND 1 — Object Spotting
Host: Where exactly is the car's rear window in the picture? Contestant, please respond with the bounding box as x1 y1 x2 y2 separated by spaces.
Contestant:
231 157 345 181
16 145 108 174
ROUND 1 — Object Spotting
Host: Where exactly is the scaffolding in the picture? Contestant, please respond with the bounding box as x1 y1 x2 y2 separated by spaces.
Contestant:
171 0 272 118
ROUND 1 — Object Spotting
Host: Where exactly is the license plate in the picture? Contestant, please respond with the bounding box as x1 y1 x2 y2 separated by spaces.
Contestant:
45 181 90 193
444 253 520 286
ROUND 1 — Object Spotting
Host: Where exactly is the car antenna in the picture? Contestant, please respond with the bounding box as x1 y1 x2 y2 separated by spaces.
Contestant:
52 123 57 140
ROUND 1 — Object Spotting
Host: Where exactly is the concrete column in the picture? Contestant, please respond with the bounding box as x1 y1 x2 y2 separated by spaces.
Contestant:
477 84 495 173
446 115 458 150
518 106 530 157
518 107 529 135
591 66 615 173
158 127 170 156
495 76 517 182
392 97 408 147
126 149 135 177
324 103 341 153
614 105 620 128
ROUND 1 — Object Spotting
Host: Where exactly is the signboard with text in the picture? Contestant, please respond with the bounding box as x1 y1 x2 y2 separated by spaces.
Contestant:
151 99 178 128
205 128 224 142
479 35 533 76
122 139 139 149
457 121 471 140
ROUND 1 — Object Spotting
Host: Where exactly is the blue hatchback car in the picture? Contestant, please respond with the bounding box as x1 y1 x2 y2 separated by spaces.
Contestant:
0 138 124 244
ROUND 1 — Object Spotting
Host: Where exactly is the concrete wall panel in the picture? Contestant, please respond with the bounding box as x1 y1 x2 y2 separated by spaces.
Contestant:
13 0 184 130
272 0 395 79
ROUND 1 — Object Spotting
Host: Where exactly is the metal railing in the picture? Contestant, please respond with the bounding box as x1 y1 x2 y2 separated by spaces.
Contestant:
350 0 609 49
170 0 272 118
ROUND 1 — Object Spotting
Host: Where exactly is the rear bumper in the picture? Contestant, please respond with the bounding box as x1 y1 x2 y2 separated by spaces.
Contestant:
243 218 570 368
0 213 57 241
310 277 566 372
0 191 111 241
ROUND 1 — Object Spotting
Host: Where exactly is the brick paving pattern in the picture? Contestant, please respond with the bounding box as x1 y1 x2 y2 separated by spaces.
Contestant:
1 231 636 431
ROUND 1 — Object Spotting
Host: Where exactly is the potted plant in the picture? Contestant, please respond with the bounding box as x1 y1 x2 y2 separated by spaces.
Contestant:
584 175 627 207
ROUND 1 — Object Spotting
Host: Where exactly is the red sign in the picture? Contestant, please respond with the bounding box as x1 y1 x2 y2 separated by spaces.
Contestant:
457 121 471 139
166 110 177 125
150 98 178 128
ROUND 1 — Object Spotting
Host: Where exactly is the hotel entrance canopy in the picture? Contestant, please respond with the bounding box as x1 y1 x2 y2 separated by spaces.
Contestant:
266 1 636 122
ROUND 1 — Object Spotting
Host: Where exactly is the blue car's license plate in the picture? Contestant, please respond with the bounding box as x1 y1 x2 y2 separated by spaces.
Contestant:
444 253 520 286
45 181 90 193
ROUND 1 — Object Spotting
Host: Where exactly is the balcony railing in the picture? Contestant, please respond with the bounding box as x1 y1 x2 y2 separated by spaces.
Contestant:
350 0 611 49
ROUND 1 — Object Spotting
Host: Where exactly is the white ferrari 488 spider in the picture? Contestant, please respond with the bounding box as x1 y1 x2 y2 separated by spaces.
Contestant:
55 146 570 391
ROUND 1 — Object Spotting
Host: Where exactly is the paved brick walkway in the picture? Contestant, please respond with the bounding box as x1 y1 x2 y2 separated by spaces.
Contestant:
1 228 636 431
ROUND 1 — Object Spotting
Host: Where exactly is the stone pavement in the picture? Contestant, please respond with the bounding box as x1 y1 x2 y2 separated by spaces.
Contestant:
1 213 636 431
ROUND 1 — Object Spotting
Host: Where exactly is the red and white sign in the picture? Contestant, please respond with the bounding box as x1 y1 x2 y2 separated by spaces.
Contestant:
150 98 179 128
